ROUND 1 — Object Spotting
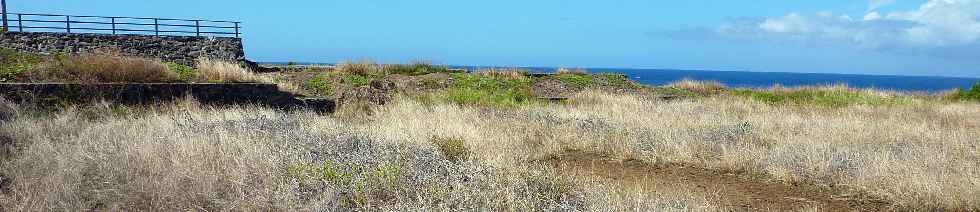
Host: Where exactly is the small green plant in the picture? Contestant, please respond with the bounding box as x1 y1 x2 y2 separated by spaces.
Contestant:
341 74 371 86
165 62 196 81
307 72 334 95
431 137 469 162
0 48 42 82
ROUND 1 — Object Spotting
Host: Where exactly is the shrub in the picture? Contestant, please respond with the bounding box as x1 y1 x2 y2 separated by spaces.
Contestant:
307 72 334 95
336 60 380 76
341 74 371 87
954 82 980 101
431 137 469 162
166 62 196 82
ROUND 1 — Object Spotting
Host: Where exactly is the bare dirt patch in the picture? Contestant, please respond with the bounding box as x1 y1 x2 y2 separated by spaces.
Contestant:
548 151 893 211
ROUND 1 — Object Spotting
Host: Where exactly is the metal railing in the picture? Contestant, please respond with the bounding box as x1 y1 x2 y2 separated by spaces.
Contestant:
1 12 241 37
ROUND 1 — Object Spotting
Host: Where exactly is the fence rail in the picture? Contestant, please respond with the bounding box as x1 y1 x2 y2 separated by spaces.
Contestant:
1 13 241 38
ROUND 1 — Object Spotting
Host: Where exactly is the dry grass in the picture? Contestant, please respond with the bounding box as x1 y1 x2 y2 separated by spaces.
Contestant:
1 90 978 210
668 78 726 95
336 60 380 76
195 57 269 83
29 53 178 83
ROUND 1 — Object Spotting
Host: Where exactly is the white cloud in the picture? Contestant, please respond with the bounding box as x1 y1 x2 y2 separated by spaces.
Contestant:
716 0 980 52
868 0 896 12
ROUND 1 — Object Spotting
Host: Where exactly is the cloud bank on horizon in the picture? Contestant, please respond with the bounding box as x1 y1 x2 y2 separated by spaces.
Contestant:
710 0 980 58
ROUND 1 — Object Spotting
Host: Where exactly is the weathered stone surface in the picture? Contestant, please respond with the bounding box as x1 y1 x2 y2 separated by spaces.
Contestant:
0 32 244 65
0 83 334 113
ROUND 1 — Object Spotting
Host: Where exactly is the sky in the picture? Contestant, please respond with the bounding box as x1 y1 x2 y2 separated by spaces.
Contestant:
7 0 980 78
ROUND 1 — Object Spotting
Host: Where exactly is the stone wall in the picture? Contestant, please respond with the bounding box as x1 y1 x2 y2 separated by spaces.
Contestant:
0 32 244 65
0 83 334 113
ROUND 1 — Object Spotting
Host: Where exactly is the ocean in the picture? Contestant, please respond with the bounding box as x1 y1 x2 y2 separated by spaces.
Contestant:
468 66 979 92
263 63 979 92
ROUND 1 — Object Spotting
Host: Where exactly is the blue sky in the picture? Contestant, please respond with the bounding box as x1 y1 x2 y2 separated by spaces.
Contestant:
8 0 980 77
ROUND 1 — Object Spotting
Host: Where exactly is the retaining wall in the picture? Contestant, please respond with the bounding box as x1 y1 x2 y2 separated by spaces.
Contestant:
0 32 244 65
0 83 333 112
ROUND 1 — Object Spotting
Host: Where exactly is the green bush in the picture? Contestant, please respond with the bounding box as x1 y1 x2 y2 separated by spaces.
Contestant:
307 72 333 95
955 82 980 101
732 88 913 107
0 48 42 82
439 73 535 107
166 62 196 82
341 74 371 86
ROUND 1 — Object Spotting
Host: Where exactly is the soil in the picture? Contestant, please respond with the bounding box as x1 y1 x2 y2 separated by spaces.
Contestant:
547 150 894 211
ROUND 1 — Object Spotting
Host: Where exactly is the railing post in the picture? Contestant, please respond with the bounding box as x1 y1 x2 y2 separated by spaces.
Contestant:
195 20 200 36
2 0 8 32
234 22 239 38
154 18 159 36
111 17 116 34
65 15 70 33
17 14 22 32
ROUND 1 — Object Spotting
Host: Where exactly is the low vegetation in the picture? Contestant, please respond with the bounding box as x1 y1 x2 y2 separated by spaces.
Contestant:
4 50 980 210
952 82 980 101
2 88 977 210
437 72 536 107
0 48 43 82
307 72 334 95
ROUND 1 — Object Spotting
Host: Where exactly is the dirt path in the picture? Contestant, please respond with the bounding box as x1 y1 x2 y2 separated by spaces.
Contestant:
548 151 892 211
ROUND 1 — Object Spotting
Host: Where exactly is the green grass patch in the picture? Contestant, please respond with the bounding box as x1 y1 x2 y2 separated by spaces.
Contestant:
384 63 457 76
165 62 196 82
0 48 43 82
341 73 371 87
438 73 535 107
556 73 594 87
731 88 914 107
307 72 334 95
431 137 470 162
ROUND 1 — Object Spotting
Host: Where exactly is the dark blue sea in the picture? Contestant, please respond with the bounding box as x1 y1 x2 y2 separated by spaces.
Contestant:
470 66 980 92
263 63 979 92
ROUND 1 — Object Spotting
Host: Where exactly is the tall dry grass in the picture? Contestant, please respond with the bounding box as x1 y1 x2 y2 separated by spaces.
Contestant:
195 57 269 83
667 78 726 95
1 90 978 210
29 54 178 83
336 60 380 76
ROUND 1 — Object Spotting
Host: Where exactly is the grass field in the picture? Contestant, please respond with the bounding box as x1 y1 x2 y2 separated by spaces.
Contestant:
2 51 979 210
2 86 978 210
